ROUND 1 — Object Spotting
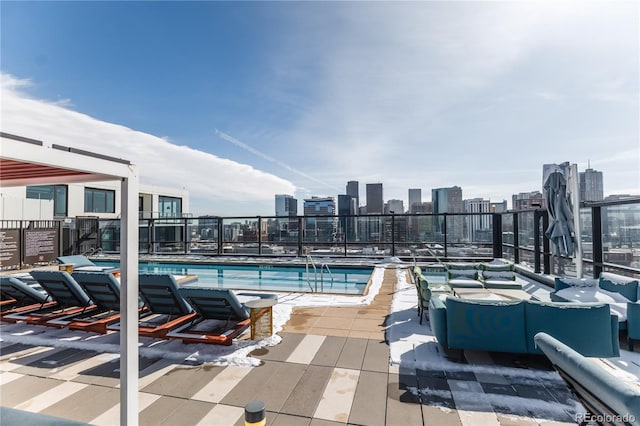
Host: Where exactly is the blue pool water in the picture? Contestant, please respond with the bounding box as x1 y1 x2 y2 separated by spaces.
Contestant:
94 261 372 295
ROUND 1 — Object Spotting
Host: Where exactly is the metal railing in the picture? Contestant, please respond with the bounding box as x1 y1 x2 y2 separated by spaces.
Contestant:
2 197 639 279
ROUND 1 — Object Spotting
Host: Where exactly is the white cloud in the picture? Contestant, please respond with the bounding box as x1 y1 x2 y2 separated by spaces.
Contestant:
0 73 296 215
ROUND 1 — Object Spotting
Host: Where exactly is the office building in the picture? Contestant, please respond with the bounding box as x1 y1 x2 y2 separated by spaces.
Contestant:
512 191 545 211
408 189 421 212
385 199 404 215
303 197 336 242
338 194 357 240
464 198 491 242
346 181 359 211
580 168 604 202
366 183 384 214
275 194 298 217
432 186 463 241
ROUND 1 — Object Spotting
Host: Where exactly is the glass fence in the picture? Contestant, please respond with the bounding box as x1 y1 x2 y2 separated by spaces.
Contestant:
2 199 639 279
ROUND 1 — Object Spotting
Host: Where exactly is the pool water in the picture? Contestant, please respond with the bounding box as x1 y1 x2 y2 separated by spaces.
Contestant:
94 261 372 295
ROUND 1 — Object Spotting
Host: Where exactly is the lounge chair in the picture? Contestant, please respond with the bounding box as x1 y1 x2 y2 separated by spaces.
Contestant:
167 287 253 345
2 270 96 325
50 271 141 334
136 274 198 338
0 276 55 318
56 255 118 273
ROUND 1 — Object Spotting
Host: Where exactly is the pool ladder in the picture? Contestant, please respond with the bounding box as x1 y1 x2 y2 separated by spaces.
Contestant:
305 255 334 292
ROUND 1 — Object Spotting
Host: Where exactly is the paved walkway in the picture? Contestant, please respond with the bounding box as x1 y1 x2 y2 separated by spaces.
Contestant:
0 267 580 425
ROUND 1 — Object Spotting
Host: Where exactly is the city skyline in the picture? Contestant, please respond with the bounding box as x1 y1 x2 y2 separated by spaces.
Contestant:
1 2 638 216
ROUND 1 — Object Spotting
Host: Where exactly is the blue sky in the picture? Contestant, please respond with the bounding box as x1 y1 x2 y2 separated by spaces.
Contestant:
1 1 638 215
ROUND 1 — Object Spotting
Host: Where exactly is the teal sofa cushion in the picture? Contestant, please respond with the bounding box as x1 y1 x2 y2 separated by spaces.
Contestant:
599 272 639 303
554 277 599 291
446 298 527 353
535 333 640 424
524 301 617 357
481 263 514 272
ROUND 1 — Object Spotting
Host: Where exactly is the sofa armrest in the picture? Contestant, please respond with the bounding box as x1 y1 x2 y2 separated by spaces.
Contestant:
535 332 640 423
628 302 640 340
428 296 448 348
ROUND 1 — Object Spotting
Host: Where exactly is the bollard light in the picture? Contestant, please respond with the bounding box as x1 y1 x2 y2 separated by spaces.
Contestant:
244 400 266 426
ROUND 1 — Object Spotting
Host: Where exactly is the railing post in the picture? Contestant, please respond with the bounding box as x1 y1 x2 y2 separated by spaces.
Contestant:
391 213 395 257
592 206 603 278
533 209 543 273
513 212 519 264
492 213 502 259
217 218 223 256
443 214 448 259
298 216 303 257
543 212 550 274
183 218 189 254
257 216 262 256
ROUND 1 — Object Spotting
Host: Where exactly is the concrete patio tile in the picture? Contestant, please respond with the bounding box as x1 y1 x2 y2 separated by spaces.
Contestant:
141 364 226 399
313 367 360 423
11 348 98 378
40 384 120 423
196 403 244 426
421 404 463 425
280 365 333 418
309 418 344 426
351 317 385 332
322 307 359 318
14 381 89 413
253 332 306 361
386 372 423 425
335 338 368 370
271 413 312 426
0 371 24 386
0 375 66 407
315 315 355 330
139 396 213 426
221 361 307 412
287 335 326 364
361 339 390 373
348 370 387 426
284 314 321 331
310 336 347 367
308 327 349 337
90 392 161 426
191 365 253 403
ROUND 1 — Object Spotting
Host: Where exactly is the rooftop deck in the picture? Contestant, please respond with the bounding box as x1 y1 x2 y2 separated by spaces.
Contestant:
4 265 624 425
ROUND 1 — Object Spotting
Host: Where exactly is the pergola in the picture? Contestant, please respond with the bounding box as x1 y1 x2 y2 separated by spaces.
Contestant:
0 132 140 425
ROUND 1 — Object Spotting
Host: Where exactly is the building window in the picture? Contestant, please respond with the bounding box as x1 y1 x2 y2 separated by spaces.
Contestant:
85 188 115 213
26 185 68 217
159 196 182 218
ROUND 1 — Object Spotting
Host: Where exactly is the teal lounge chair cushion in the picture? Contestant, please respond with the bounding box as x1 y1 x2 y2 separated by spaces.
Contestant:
29 270 92 308
0 276 50 305
139 274 194 316
178 287 249 321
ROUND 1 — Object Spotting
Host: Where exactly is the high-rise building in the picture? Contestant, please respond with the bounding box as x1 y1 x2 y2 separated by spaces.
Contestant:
579 168 604 202
338 194 357 240
490 200 508 213
432 186 463 214
432 186 463 241
346 181 359 211
303 197 336 242
512 191 545 211
275 194 297 217
464 198 491 242
366 183 384 214
408 189 421 212
385 199 404 214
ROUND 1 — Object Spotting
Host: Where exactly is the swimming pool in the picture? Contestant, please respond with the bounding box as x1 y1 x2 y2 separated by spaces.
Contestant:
94 261 373 295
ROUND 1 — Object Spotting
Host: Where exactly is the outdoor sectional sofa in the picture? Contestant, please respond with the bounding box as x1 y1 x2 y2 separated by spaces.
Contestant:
551 272 640 350
535 332 640 425
428 296 620 357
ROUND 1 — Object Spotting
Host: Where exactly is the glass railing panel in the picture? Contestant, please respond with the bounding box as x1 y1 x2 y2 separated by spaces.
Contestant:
517 211 536 250
502 213 514 245
579 208 593 261
602 203 640 269
222 218 260 244
264 217 300 244
302 217 337 243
